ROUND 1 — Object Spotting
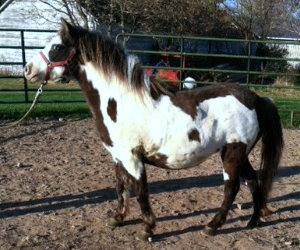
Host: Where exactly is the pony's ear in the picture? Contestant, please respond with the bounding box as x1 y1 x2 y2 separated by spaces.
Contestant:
60 18 76 44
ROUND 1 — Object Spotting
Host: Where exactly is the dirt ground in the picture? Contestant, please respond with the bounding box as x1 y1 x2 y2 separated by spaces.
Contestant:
0 118 299 249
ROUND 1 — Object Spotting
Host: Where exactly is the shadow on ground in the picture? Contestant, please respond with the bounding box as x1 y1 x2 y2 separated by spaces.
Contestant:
0 165 299 222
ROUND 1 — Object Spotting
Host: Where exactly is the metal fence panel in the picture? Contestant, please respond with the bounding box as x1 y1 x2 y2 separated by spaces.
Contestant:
0 29 299 125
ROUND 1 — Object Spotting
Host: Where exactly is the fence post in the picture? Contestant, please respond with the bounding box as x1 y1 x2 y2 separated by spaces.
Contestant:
246 40 251 87
20 30 29 103
179 36 184 90
290 111 294 127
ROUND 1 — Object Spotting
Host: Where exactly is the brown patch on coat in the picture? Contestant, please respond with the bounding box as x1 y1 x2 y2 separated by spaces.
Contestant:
143 153 170 169
48 44 71 62
221 142 247 178
116 161 135 189
107 98 117 122
76 70 113 147
170 83 259 119
188 129 200 142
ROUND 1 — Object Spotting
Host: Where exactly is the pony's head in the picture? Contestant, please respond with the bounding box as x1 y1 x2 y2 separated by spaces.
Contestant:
24 19 165 99
24 19 78 83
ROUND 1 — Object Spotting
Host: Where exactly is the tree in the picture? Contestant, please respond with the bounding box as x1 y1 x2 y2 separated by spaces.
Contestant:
121 0 233 36
33 0 238 37
223 0 300 39
127 0 234 36
30 0 299 39
72 0 237 36
284 1 300 37
21 0 97 29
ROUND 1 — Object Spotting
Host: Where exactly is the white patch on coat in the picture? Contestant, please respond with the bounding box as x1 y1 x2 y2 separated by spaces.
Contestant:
81 62 153 179
195 96 259 154
144 96 201 168
223 169 230 181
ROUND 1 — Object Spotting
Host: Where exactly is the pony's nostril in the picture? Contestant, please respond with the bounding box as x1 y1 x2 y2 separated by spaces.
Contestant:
24 64 31 75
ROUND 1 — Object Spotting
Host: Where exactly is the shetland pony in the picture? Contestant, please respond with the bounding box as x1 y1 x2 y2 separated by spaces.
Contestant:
24 19 283 241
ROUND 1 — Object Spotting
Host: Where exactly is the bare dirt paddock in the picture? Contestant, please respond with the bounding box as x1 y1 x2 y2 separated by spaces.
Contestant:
0 119 299 249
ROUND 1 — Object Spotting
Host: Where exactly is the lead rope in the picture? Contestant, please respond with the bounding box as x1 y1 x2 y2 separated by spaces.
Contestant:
0 82 46 130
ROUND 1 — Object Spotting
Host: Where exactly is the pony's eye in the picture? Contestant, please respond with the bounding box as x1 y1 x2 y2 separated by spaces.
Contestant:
52 44 65 51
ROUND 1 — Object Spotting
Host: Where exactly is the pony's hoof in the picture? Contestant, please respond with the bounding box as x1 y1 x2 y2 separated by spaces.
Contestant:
247 218 262 228
260 206 272 217
202 226 217 236
136 231 153 242
107 217 123 228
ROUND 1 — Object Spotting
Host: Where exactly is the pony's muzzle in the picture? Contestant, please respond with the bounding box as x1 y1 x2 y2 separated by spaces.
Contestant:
24 63 39 82
24 63 31 75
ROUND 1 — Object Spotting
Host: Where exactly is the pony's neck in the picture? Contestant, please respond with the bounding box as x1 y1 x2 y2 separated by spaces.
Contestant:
80 60 151 103
77 54 171 108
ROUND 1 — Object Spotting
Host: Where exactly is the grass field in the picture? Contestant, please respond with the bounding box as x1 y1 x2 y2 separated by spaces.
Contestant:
0 79 299 128
0 79 89 119
251 87 300 128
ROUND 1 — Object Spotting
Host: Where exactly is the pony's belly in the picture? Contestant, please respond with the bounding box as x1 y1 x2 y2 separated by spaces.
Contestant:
145 144 218 170
166 154 208 169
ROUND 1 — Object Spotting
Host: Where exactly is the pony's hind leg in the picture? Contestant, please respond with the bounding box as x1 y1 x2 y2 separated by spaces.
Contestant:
240 159 261 227
108 161 130 227
203 142 246 236
135 167 156 241
241 159 271 228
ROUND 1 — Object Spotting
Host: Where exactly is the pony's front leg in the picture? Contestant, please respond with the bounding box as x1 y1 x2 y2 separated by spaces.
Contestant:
108 161 130 227
108 157 155 241
134 167 156 241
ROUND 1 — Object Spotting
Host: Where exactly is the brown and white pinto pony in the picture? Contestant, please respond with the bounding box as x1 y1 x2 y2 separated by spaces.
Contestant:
24 19 283 241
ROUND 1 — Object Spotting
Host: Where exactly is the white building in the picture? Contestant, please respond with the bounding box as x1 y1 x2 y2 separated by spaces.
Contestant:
0 0 95 75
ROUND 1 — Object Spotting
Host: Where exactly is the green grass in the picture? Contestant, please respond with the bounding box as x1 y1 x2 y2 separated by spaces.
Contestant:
0 79 299 128
0 91 84 102
0 79 89 119
251 87 300 128
0 103 90 119
0 79 81 90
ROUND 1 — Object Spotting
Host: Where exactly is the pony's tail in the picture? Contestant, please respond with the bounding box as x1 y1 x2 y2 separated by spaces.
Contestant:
256 97 284 207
